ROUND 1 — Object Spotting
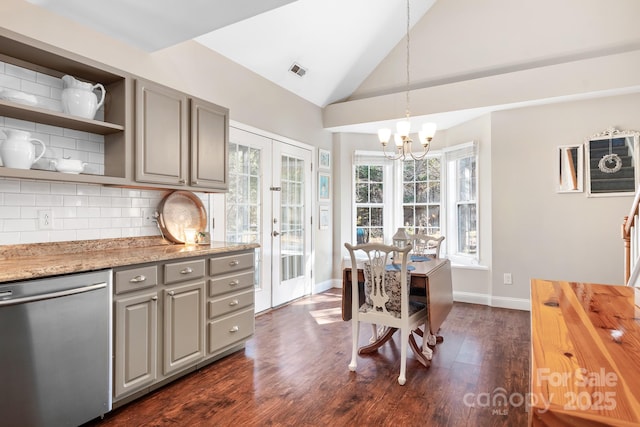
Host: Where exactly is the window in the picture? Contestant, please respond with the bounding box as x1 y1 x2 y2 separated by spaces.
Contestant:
352 142 478 264
354 163 385 244
402 157 441 236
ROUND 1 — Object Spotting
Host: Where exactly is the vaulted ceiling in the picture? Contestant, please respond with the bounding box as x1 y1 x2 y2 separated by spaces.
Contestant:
23 0 640 134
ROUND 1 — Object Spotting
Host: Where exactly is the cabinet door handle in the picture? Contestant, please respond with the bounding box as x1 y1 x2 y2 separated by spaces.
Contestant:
179 179 186 184
129 275 146 283
151 296 158 301
229 299 239 306
229 260 240 267
229 326 239 333
229 280 239 287
168 291 175 296
180 267 193 274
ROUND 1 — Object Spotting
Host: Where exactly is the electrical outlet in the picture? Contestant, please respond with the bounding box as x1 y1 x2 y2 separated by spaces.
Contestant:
38 210 54 230
140 209 156 226
504 273 513 285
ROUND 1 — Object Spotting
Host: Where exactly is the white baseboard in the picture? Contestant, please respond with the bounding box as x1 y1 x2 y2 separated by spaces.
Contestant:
314 279 339 294
454 291 530 311
453 291 490 306
491 295 531 311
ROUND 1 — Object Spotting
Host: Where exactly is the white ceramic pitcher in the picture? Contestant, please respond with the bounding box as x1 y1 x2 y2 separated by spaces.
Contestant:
61 75 106 120
0 129 46 170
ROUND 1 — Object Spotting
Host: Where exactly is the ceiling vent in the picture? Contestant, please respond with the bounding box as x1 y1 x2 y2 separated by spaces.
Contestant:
289 63 307 77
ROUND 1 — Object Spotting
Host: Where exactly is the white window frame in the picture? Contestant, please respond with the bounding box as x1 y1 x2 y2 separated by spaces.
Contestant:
352 151 394 244
352 142 479 266
444 141 479 265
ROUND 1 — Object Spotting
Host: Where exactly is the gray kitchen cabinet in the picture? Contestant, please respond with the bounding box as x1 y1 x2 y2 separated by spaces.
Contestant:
112 251 254 404
114 289 158 399
207 251 255 356
135 79 229 191
162 280 206 376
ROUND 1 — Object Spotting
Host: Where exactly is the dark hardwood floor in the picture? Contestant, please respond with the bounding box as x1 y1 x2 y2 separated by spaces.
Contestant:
90 289 530 427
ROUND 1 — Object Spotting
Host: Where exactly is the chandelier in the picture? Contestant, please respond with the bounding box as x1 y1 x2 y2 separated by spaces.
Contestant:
378 0 436 161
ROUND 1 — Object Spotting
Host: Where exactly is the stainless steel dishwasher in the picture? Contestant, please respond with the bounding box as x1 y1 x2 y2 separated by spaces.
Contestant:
0 269 112 427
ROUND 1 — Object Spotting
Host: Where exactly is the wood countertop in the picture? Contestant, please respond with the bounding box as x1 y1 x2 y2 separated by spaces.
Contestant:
0 236 259 283
529 278 640 426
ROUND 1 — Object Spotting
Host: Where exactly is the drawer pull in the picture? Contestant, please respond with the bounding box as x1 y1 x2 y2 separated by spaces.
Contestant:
168 290 175 296
229 299 239 306
180 267 193 275
151 296 158 301
129 275 146 283
229 260 240 267
229 280 239 287
229 326 239 333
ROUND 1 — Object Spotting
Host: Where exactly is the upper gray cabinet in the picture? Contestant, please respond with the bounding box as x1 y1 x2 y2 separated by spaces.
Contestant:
135 79 228 192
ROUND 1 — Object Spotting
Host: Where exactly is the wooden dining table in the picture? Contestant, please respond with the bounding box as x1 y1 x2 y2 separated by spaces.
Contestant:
341 257 453 364
529 278 640 426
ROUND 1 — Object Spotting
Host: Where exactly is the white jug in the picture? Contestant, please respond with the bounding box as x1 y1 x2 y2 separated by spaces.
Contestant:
61 75 106 120
0 129 46 170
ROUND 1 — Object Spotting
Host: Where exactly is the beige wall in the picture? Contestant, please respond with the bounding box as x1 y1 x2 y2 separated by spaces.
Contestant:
334 93 639 307
0 0 334 285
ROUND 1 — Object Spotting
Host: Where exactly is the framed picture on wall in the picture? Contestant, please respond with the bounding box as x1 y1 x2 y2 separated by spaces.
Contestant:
319 204 330 230
319 149 331 170
319 172 330 201
585 128 640 197
556 145 583 193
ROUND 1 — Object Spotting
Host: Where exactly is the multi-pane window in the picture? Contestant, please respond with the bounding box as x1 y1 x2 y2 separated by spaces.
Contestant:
354 164 384 243
226 142 261 244
353 142 478 264
455 156 477 255
402 157 441 236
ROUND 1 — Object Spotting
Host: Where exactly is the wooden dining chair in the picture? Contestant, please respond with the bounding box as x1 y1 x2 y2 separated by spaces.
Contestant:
344 242 428 385
412 233 445 259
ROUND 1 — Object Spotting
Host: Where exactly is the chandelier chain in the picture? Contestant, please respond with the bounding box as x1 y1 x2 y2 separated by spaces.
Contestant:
405 0 411 119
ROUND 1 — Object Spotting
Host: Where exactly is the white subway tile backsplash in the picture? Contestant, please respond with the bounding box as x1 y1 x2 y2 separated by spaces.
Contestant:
5 63 36 81
36 194 63 206
4 218 37 232
20 181 51 194
5 193 36 206
100 187 122 197
50 182 77 195
100 207 122 218
63 195 89 207
0 179 20 193
21 79 51 98
0 74 21 90
63 218 89 230
0 171 206 244
76 185 102 196
88 196 112 207
36 72 62 88
0 206 21 218
0 232 20 244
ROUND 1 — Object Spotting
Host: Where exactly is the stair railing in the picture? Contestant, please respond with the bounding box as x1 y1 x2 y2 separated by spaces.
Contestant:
622 187 640 286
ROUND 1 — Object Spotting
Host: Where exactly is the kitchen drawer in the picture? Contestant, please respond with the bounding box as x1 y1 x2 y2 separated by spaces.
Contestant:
208 306 254 354
115 265 158 294
208 288 254 319
208 270 254 297
164 258 205 285
209 252 254 276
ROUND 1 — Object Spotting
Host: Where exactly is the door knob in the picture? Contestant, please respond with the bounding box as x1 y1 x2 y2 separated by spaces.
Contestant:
272 230 280 237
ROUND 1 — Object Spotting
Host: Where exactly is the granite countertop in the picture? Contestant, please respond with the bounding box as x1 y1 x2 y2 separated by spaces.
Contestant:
0 236 259 283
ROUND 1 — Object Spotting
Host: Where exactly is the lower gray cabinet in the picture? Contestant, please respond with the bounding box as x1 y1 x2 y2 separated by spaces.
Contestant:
114 278 158 399
112 250 255 403
163 281 205 376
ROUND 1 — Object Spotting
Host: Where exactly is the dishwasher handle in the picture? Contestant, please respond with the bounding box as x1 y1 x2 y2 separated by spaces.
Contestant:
0 282 107 307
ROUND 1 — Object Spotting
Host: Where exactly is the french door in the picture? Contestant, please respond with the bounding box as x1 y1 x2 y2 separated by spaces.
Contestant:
212 126 312 312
